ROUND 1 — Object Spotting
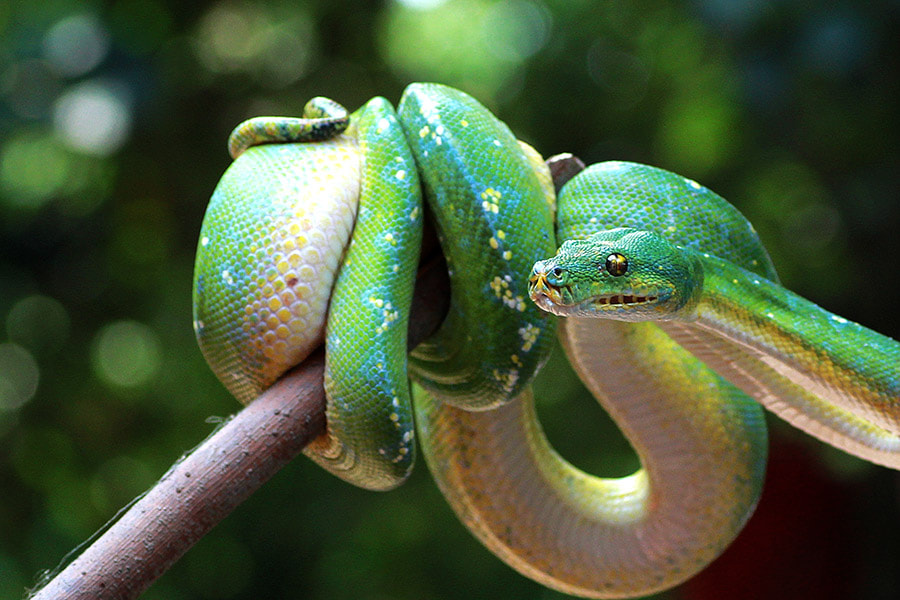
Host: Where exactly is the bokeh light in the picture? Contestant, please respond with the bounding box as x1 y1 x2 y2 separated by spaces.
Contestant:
53 81 132 156
193 2 316 87
379 0 552 101
480 0 551 62
43 14 110 78
393 0 449 9
6 295 71 357
0 343 40 411
799 11 871 78
0 131 72 208
91 321 163 389
655 90 739 175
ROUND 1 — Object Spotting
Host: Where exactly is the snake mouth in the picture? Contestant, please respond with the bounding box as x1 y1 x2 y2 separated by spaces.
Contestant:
591 294 659 308
528 273 565 314
529 267 667 317
529 273 668 317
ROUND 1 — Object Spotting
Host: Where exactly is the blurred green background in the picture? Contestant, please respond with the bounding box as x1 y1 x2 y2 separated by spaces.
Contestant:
1 0 899 598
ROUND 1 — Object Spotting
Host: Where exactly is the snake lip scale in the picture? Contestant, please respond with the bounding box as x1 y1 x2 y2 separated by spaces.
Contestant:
593 294 659 306
526 271 560 312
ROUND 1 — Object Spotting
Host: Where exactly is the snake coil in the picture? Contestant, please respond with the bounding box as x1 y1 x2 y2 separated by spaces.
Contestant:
194 83 900 598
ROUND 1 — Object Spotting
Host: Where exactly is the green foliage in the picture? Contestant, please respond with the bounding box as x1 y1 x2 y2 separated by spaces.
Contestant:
1 0 898 598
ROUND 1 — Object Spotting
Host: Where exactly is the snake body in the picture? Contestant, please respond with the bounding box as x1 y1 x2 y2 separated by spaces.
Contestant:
397 85 557 409
194 84 900 598
418 162 771 596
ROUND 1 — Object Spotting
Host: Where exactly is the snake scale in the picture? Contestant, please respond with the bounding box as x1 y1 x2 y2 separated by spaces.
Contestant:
193 83 900 597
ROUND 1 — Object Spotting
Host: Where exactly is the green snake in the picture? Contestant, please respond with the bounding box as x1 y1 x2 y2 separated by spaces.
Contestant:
193 83 900 598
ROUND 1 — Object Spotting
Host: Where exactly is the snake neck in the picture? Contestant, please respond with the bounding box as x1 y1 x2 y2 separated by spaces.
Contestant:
684 253 900 437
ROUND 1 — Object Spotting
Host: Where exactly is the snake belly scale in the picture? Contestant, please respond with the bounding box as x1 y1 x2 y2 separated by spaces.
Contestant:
194 84 900 598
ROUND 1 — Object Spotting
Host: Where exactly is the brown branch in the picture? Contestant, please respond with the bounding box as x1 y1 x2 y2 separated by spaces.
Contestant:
31 256 450 600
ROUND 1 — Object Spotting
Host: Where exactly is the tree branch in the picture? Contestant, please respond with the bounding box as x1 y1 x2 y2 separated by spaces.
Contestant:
31 256 450 600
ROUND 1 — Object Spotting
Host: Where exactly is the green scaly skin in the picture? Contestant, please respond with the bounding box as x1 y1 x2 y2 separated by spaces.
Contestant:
313 97 423 489
398 84 557 409
195 88 899 599
194 83 556 489
689 255 900 462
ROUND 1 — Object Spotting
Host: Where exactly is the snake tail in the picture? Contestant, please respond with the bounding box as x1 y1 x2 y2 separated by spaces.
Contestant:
227 96 350 159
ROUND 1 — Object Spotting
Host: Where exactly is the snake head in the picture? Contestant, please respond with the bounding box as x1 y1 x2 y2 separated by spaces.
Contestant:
528 227 702 321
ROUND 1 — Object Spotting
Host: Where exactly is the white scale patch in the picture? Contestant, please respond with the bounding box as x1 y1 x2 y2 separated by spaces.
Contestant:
519 323 540 352
492 367 520 393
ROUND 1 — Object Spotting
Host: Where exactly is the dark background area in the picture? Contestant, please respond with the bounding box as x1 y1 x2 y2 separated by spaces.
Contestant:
1 0 899 598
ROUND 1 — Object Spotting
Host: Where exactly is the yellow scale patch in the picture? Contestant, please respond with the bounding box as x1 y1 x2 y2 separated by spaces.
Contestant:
492 367 520 394
490 275 527 313
236 138 360 394
370 296 401 335
488 229 512 260
481 187 502 214
518 323 540 352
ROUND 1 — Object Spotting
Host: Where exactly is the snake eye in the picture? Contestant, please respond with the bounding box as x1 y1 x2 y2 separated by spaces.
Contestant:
605 253 628 276
551 266 563 278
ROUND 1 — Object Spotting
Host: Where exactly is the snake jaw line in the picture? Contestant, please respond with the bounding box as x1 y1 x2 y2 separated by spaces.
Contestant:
529 262 671 319
593 293 660 307
530 289 562 315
